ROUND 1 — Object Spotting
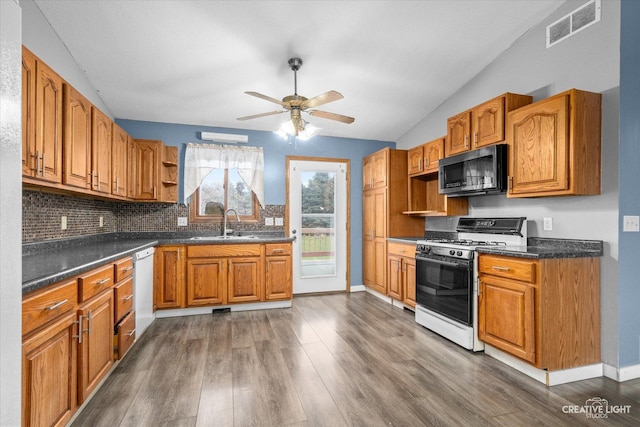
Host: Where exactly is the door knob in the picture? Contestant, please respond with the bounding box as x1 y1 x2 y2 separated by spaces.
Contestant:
291 229 297 234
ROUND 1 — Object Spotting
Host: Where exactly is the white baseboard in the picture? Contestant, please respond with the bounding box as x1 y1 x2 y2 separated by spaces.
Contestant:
364 287 393 304
350 285 366 292
603 363 640 382
155 300 292 318
484 344 603 386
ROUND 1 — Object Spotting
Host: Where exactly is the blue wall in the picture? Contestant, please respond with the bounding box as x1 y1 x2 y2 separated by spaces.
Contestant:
619 0 640 368
116 119 395 287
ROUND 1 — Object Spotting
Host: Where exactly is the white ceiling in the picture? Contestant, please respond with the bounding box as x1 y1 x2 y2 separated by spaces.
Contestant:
34 0 563 142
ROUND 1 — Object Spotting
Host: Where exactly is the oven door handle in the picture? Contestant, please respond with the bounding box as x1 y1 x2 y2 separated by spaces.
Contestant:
415 254 466 269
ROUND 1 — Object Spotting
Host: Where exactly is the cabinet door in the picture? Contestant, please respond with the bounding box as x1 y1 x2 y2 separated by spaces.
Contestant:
154 246 185 309
403 257 416 308
265 256 292 300
508 95 569 195
472 96 505 149
35 58 63 183
78 290 114 403
387 254 402 300
91 108 112 194
372 240 387 295
111 123 129 197
63 85 92 189
478 275 535 363
407 146 424 175
362 156 374 190
228 257 261 303
362 239 376 288
22 311 78 427
446 110 471 156
423 138 444 173
187 258 225 306
373 188 386 238
133 139 161 200
22 47 36 177
372 150 387 188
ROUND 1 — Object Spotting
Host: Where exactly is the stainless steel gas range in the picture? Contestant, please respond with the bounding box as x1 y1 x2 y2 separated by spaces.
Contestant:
414 217 527 351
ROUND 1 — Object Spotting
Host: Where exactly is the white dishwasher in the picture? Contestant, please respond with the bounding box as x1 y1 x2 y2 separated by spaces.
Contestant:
133 247 155 340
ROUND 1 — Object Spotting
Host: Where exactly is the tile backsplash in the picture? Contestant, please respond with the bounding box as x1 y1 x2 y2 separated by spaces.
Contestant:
23 190 285 243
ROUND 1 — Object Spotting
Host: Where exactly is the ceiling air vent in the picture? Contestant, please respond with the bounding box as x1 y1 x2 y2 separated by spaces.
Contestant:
546 0 601 48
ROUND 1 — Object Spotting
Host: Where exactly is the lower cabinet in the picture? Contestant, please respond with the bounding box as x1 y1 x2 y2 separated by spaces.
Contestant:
22 311 78 427
186 258 226 306
478 253 600 370
154 245 186 309
227 257 262 303
386 241 418 308
265 243 292 301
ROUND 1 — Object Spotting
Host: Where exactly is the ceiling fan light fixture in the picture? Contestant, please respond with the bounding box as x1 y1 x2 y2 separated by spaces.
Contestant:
275 118 321 141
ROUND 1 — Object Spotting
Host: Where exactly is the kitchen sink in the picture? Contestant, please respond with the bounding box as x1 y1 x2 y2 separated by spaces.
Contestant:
189 235 260 241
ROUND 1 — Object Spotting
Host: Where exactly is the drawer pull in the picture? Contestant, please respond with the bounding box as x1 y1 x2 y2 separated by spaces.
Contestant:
123 266 134 272
123 294 133 301
45 299 68 311
96 278 111 285
272 249 285 253
491 266 510 271
127 329 136 337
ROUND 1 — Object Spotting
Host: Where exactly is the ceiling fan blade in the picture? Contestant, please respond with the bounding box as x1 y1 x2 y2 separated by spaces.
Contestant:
301 90 344 109
237 110 286 121
309 110 355 124
245 91 286 106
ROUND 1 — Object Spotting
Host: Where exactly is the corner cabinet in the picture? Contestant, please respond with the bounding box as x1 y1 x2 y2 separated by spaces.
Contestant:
507 89 602 197
362 148 424 295
478 253 600 370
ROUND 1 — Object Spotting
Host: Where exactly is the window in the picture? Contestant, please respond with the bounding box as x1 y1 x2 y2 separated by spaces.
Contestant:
189 168 260 223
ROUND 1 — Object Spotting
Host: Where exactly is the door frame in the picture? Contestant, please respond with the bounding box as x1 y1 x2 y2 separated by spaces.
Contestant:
285 156 351 292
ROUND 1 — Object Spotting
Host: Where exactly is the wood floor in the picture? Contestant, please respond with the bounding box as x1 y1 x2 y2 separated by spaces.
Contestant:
71 292 640 426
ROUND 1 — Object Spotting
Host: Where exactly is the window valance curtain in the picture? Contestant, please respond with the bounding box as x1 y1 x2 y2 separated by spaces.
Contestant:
183 143 264 207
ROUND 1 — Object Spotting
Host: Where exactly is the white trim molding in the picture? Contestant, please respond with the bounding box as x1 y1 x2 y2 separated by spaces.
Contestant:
603 363 640 382
155 300 292 319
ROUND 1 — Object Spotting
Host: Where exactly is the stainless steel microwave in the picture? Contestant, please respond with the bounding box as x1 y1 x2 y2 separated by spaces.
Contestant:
438 144 507 197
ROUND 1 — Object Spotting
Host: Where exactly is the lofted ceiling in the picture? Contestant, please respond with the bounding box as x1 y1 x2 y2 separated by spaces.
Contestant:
34 0 563 142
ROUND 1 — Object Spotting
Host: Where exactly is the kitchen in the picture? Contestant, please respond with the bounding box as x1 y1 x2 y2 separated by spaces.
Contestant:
2 0 640 426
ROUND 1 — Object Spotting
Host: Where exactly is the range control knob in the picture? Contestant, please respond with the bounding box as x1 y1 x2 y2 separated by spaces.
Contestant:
457 251 463 256
449 249 456 256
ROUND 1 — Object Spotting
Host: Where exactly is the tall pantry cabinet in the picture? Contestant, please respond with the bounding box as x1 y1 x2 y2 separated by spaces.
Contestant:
362 148 424 295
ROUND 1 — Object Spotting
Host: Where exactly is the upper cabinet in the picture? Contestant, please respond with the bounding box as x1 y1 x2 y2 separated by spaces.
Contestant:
132 139 161 200
111 123 129 197
22 46 63 184
446 93 533 156
63 85 92 190
507 89 601 198
408 137 445 176
91 108 113 194
362 150 387 190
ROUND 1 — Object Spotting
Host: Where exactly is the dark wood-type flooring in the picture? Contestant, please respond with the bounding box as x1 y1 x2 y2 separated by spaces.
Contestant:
71 292 640 426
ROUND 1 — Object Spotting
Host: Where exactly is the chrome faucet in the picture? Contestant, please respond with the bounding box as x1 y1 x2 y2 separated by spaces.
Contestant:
223 208 241 238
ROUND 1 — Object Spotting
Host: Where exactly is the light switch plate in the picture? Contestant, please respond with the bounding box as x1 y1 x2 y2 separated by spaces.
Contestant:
623 215 640 232
177 217 188 227
275 217 284 226
265 217 274 226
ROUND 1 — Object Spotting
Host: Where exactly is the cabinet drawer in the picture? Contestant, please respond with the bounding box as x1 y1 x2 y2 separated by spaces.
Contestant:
478 255 537 283
78 264 114 302
387 241 416 257
22 279 78 336
114 276 134 322
115 311 136 360
114 257 134 282
265 243 291 256
188 244 261 258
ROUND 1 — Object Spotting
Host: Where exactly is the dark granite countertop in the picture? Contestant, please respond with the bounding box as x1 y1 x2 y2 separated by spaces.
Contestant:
475 237 604 259
23 232 294 295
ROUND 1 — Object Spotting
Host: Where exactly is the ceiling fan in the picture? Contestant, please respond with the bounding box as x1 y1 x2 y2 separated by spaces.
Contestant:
237 57 355 137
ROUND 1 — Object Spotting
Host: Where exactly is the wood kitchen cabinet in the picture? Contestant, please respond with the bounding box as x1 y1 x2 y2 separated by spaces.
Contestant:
160 145 179 203
91 107 113 194
132 139 162 200
111 123 130 197
362 149 388 190
113 257 135 359
478 253 600 370
405 137 468 217
22 46 63 184
507 89 601 197
227 257 262 303
446 92 532 156
386 241 417 308
63 84 93 190
155 245 186 309
362 148 424 296
186 258 226 306
265 243 292 300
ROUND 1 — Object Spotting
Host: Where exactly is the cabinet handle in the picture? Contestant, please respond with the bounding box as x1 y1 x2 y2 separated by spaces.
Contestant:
84 310 92 336
97 172 101 190
123 294 133 301
508 176 513 193
45 299 68 311
464 134 469 148
75 314 83 343
41 152 46 176
474 131 478 147
123 266 134 272
35 150 40 175
491 266 510 271
127 329 136 337
96 277 111 285
153 186 157 199
418 158 422 171
272 249 285 253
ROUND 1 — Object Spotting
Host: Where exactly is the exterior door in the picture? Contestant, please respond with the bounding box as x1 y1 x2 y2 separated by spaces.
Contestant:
288 159 348 294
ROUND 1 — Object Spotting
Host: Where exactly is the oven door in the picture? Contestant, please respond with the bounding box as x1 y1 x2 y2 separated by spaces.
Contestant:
415 253 473 326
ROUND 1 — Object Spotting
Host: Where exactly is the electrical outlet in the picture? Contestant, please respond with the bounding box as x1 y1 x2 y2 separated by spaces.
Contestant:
275 217 284 226
543 217 553 231
99 216 104 228
265 217 274 226
623 215 640 232
61 216 67 230
177 217 188 227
